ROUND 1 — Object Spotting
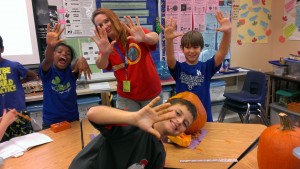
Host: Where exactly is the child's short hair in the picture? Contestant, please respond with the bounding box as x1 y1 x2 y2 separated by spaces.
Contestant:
54 43 75 61
180 31 204 50
167 98 197 121
0 35 3 48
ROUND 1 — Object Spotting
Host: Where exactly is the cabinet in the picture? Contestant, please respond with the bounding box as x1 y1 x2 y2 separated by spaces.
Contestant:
265 72 300 122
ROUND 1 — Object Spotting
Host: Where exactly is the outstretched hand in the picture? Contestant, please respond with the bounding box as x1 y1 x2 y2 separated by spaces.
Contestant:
91 26 116 57
160 17 183 41
46 23 65 48
214 11 232 33
134 96 175 139
122 16 146 42
72 57 92 80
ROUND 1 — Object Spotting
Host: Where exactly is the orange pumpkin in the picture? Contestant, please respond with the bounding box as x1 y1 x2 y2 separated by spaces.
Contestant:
168 133 192 147
168 91 207 134
257 113 300 169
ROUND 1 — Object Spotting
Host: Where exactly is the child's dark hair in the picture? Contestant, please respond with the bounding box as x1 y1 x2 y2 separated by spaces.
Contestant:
180 31 204 50
167 98 197 121
54 43 75 61
0 35 3 48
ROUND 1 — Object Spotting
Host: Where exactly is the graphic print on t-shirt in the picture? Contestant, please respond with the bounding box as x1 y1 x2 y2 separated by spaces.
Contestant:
179 69 204 90
51 76 71 94
0 67 16 94
127 43 141 65
127 159 148 169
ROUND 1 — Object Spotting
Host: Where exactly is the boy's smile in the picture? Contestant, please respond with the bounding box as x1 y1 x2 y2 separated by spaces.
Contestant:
156 104 193 137
182 46 201 65
54 46 72 70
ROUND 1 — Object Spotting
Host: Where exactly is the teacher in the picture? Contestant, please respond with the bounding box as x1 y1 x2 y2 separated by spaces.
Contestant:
91 8 162 111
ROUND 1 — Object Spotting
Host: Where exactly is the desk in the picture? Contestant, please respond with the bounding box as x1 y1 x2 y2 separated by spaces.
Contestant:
232 147 259 169
2 119 99 169
2 121 265 169
164 122 265 169
265 72 300 117
25 71 247 103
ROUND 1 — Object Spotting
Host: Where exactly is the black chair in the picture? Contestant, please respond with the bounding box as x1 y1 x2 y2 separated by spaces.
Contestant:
217 70 270 125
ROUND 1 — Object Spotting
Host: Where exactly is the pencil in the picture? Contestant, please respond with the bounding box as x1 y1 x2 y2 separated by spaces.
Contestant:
16 111 32 121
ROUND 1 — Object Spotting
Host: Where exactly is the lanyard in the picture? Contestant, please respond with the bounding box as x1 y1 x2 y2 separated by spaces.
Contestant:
114 44 128 79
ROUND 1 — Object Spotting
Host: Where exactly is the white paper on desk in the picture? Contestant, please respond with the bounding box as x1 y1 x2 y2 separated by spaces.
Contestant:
237 68 250 72
0 133 53 159
89 82 111 90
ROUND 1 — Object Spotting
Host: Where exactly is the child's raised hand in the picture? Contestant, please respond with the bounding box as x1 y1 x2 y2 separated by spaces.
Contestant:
214 11 232 33
122 16 146 43
72 57 92 80
160 17 183 41
91 26 116 57
134 96 175 139
46 23 65 48
1 109 18 127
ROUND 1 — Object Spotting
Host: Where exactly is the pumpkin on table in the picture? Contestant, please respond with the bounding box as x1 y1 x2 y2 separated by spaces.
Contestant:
257 113 300 169
168 91 207 135
167 92 207 147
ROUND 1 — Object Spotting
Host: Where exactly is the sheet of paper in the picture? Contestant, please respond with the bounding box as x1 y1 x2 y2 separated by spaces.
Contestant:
237 68 250 72
11 133 53 150
0 133 52 159
0 141 24 159
89 82 111 90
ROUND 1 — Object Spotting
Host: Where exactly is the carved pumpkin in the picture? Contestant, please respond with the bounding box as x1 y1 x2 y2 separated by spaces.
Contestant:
168 91 207 134
168 133 192 147
257 113 300 169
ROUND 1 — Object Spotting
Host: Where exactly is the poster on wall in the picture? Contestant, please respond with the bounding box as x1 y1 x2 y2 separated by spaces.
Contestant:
236 0 272 44
162 0 232 62
282 0 300 41
47 0 96 38
81 42 98 65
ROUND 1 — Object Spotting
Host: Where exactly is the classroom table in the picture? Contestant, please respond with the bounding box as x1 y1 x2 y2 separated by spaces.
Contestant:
2 119 99 169
25 71 248 102
2 121 265 169
231 147 259 169
164 122 266 169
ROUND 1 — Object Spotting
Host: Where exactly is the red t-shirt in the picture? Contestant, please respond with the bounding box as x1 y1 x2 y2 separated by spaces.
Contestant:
106 28 162 101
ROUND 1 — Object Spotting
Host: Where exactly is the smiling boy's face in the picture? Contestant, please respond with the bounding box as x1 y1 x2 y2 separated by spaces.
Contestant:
53 45 72 70
155 103 194 137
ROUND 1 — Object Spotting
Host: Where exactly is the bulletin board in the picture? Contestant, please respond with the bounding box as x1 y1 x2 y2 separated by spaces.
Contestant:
96 0 161 62
160 0 232 63
34 0 101 73
34 0 161 77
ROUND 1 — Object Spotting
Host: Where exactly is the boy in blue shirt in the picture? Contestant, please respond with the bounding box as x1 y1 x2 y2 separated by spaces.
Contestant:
162 11 232 122
39 23 92 129
0 35 38 142
0 35 38 113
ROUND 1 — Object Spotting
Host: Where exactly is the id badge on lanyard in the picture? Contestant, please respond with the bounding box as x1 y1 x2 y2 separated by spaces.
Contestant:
115 45 130 92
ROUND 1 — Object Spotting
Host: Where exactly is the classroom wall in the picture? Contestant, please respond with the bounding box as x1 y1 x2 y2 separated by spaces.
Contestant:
230 0 300 72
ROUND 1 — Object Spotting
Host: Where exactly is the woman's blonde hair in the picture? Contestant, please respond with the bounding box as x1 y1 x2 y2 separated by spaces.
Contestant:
92 8 128 50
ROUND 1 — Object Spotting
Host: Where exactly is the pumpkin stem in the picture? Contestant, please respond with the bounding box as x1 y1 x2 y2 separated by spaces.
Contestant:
279 113 294 130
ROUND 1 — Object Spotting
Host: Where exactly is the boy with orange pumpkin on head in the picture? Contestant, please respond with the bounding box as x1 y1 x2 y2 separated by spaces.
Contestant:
69 91 207 169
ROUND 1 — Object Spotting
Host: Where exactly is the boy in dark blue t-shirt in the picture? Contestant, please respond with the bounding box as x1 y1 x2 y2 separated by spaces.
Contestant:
39 23 92 129
162 11 232 122
0 35 38 142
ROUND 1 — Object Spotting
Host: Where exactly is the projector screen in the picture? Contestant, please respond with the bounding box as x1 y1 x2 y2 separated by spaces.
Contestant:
0 0 40 65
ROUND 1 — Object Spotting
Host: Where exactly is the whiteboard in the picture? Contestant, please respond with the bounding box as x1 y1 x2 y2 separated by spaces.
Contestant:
0 0 40 65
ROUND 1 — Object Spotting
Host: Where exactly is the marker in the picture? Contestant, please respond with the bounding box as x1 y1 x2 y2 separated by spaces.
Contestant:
180 158 238 163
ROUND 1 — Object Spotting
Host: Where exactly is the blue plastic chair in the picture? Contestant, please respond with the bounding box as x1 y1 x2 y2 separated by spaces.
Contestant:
217 70 270 125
